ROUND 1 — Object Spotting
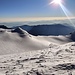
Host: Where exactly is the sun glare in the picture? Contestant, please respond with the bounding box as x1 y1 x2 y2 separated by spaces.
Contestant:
50 0 62 5
49 0 74 26
53 0 62 4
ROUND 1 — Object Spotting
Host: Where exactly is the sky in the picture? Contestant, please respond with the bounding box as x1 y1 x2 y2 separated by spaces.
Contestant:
0 0 75 22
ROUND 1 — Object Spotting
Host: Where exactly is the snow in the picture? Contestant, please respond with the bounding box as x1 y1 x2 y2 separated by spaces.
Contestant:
0 26 75 75
0 42 75 75
0 28 73 55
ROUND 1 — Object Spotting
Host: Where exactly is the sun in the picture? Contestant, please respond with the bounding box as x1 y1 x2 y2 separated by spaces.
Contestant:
50 0 62 5
53 0 62 4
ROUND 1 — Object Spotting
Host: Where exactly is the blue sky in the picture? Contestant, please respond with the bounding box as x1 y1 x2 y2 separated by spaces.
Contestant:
0 0 75 22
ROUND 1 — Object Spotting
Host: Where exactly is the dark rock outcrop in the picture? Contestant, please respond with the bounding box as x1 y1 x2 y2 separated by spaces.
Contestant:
0 25 9 29
71 31 75 41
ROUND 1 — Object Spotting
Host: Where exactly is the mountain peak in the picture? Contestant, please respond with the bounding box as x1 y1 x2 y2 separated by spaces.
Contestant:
12 27 31 37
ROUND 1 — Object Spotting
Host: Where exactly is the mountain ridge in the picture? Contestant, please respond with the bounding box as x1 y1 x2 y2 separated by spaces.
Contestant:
16 24 75 36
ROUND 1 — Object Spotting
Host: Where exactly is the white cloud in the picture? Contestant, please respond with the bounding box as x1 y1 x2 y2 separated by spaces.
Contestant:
0 17 75 23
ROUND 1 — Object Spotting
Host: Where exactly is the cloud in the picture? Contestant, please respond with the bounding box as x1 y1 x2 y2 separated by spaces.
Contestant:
0 17 75 23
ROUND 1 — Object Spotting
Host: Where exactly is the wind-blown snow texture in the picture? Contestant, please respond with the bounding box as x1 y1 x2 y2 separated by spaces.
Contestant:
0 42 75 75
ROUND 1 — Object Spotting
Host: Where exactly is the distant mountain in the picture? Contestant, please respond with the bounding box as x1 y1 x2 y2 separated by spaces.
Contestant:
12 27 31 37
14 24 75 36
0 25 11 29
12 27 25 34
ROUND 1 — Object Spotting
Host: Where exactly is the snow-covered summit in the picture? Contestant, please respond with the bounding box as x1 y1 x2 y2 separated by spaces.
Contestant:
12 27 31 37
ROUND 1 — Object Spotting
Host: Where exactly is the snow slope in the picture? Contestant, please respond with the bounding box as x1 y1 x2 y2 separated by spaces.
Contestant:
0 24 75 75
0 27 74 55
0 42 75 75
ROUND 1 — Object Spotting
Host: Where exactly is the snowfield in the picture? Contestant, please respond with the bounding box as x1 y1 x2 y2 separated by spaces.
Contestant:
0 27 73 55
0 25 75 75
0 42 75 75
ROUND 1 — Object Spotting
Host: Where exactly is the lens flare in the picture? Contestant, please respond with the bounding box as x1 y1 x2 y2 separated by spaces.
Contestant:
49 0 74 26
59 3 74 26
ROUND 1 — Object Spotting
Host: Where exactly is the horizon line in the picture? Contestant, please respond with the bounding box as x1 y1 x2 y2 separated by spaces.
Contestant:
0 17 75 23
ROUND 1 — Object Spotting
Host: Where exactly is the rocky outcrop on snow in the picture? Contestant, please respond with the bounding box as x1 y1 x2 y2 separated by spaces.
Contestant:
71 31 75 41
